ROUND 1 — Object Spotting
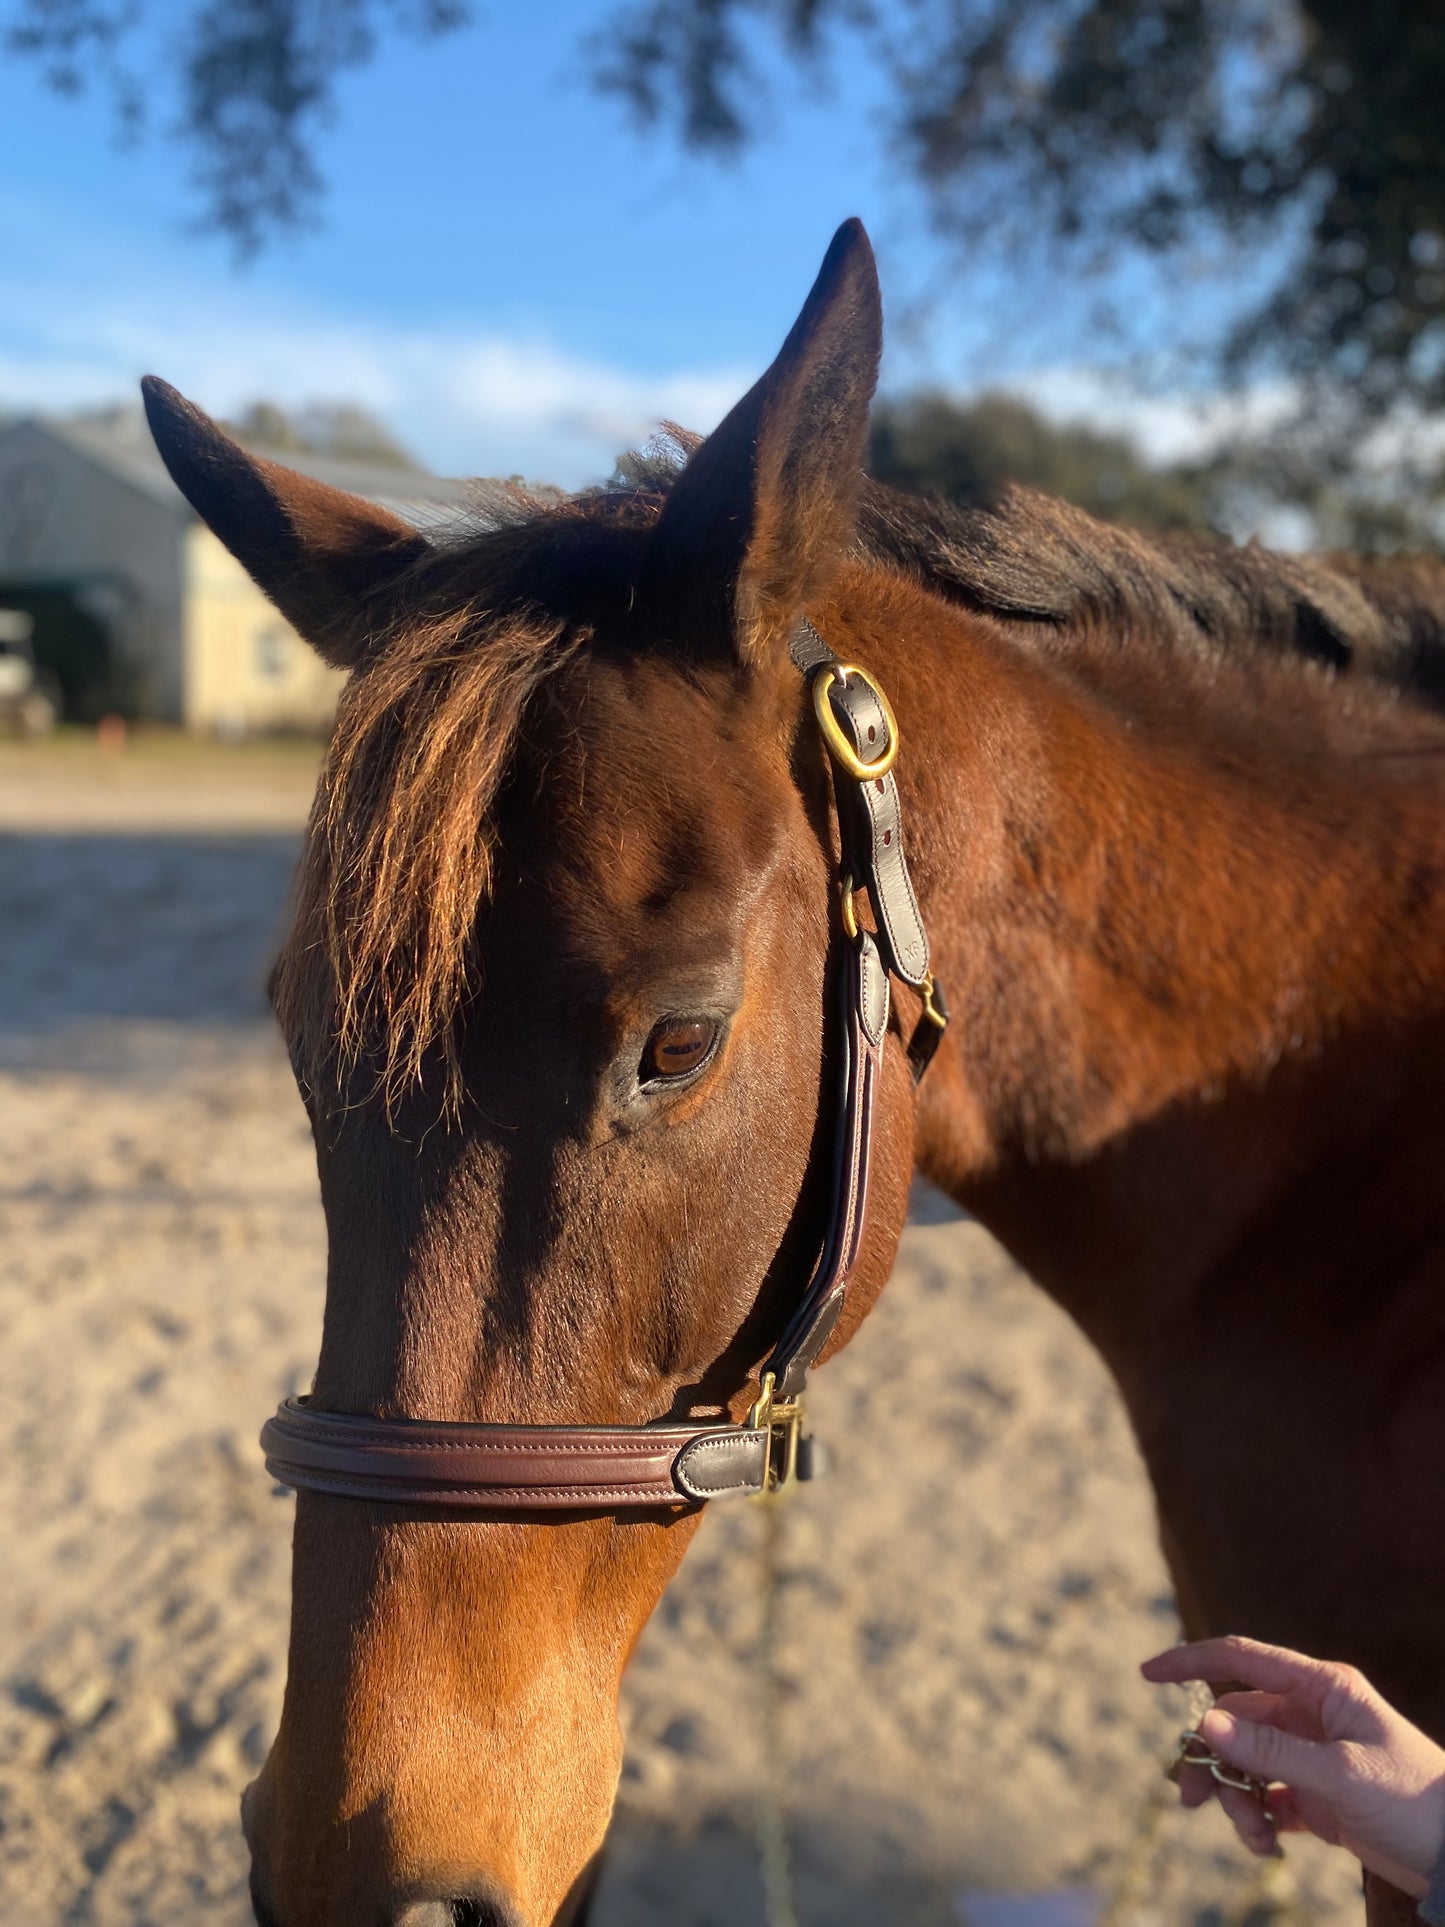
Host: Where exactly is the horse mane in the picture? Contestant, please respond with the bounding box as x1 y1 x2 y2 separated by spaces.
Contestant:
275 444 1445 1107
856 477 1445 697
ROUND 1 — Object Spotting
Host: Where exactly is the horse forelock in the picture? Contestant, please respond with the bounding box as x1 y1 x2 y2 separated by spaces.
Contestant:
272 489 673 1114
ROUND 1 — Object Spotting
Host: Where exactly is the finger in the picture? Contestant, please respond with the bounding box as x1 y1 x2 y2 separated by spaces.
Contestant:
1214 1690 1326 1742
1178 1761 1215 1809
1213 1691 1289 1723
1261 1786 1313 1836
1216 1780 1281 1858
1198 1708 1335 1797
1142 1637 1331 1695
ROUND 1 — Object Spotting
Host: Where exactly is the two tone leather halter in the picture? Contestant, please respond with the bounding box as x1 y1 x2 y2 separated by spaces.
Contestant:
260 618 947 1511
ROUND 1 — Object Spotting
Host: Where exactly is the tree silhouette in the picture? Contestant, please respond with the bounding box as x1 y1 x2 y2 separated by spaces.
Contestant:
598 0 1445 413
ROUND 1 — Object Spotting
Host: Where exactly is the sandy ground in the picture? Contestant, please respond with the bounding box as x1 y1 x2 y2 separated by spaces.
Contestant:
0 734 1363 1926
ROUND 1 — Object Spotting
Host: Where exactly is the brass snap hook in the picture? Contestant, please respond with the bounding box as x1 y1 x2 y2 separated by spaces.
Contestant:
748 1371 808 1499
919 972 948 1031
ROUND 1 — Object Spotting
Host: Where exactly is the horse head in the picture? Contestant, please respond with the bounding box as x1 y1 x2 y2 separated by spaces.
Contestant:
144 220 921 1926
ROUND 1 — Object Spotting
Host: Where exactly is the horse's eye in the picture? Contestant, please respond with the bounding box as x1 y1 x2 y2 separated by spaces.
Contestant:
641 1018 718 1083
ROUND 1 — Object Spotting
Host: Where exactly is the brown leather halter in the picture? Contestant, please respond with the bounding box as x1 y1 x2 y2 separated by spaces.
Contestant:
260 618 947 1511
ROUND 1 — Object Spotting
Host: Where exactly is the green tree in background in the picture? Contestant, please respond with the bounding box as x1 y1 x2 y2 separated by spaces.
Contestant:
869 390 1445 554
869 392 1216 532
224 400 421 470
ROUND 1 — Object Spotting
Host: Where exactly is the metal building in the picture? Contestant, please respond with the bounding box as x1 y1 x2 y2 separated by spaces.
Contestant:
0 410 476 731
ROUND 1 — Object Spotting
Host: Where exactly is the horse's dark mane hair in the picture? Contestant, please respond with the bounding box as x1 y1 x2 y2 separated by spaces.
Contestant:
857 477 1445 704
275 441 1445 1105
613 434 1445 699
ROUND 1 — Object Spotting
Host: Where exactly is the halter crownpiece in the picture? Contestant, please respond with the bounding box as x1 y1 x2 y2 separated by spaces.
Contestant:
260 617 948 1510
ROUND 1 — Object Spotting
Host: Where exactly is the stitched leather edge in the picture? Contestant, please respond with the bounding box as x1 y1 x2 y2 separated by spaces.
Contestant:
672 1432 767 1501
858 934 890 1047
264 1464 691 1508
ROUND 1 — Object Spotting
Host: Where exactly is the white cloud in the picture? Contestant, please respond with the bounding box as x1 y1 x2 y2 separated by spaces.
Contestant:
0 235 751 488
997 366 1297 466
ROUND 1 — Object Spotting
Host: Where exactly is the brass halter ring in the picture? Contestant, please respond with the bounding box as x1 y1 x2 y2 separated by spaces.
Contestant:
839 872 860 940
841 871 946 1033
811 662 900 780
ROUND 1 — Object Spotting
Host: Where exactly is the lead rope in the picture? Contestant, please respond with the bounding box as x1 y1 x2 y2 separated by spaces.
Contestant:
1101 1651 1298 1927
1099 1661 1210 1927
756 1490 802 1927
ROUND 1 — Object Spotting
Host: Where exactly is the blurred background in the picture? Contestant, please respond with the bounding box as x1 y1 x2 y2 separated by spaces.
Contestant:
0 3 1439 1923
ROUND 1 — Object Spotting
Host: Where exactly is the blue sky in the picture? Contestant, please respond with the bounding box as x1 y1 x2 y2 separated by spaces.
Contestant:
0 3 1261 485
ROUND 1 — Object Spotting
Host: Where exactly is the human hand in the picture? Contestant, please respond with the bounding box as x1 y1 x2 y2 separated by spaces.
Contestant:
1142 1635 1445 1897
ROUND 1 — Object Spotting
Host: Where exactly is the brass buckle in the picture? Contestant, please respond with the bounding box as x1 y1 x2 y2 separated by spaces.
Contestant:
811 662 899 781
919 971 948 1030
748 1370 807 1498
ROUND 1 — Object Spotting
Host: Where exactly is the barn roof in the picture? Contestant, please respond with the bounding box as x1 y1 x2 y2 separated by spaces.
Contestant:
0 410 494 533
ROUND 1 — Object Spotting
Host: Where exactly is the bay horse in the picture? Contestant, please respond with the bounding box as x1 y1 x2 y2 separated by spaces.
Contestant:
143 220 1445 1927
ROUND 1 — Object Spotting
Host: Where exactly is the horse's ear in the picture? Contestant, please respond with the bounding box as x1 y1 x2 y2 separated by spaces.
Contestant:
141 377 430 669
646 218 882 664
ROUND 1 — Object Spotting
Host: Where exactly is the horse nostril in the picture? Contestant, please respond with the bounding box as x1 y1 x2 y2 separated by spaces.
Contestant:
388 1891 521 1927
451 1903 517 1927
389 1902 518 1927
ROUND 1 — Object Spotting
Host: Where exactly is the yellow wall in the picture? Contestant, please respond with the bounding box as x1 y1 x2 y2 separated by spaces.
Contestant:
182 526 345 732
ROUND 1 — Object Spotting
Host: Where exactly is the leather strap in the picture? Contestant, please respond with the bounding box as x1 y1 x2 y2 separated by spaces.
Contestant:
791 617 931 987
791 616 946 1081
764 930 885 1397
261 1398 771 1507
259 934 886 1505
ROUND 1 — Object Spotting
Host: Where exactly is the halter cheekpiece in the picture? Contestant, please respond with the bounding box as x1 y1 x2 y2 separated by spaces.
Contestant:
260 617 948 1510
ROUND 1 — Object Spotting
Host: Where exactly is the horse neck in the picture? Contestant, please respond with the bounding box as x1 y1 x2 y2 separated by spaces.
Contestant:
815 565 1445 1359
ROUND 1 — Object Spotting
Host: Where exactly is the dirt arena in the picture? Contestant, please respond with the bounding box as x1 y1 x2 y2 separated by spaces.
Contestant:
0 734 1361 1926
